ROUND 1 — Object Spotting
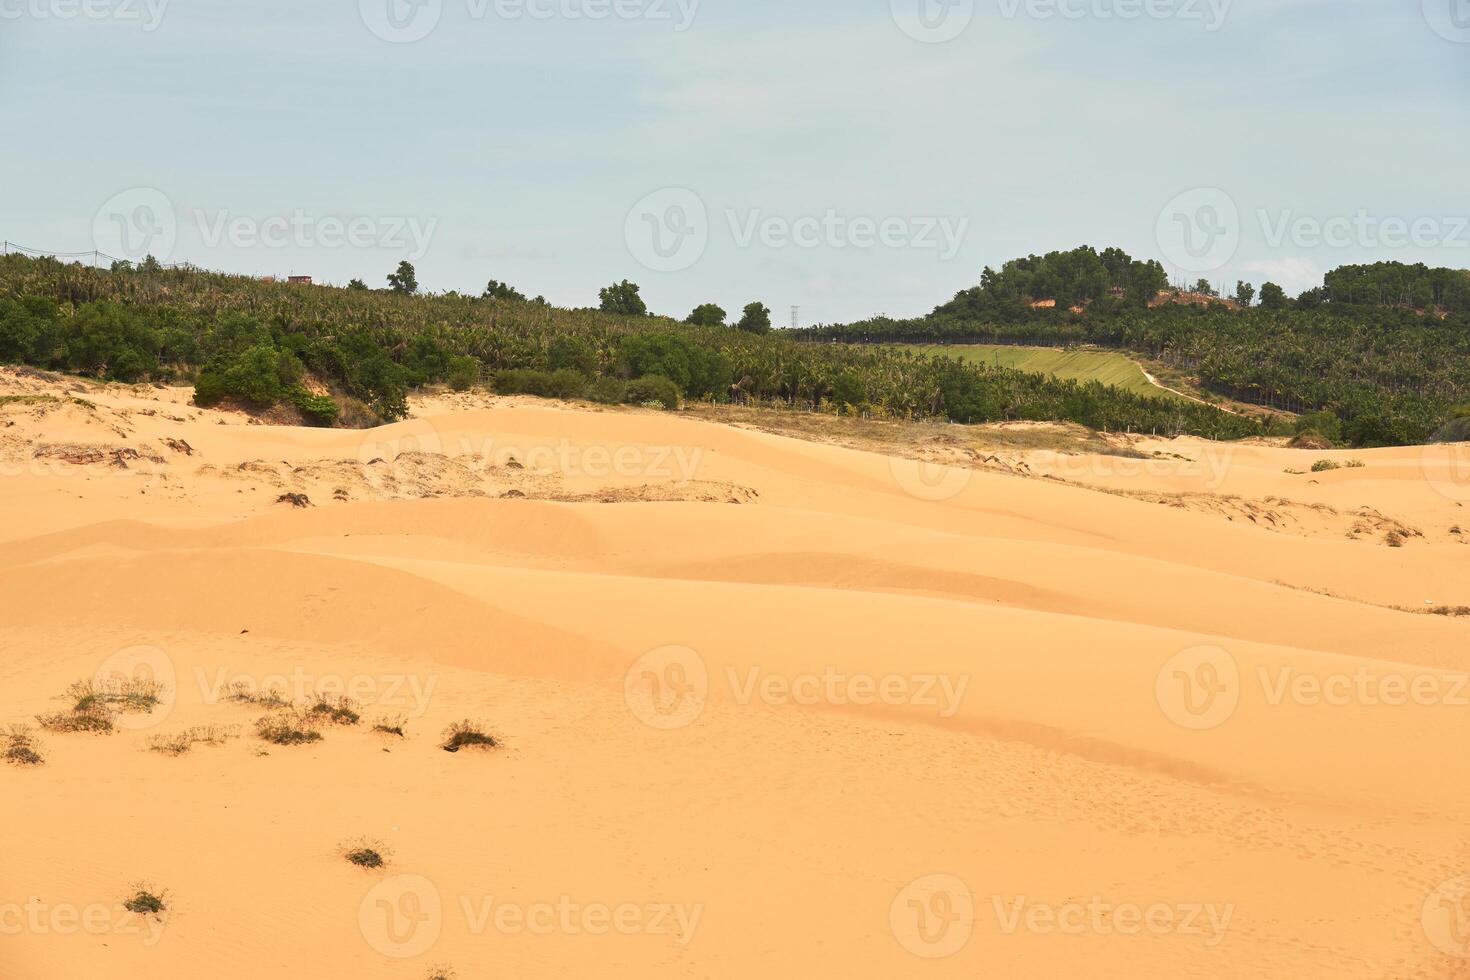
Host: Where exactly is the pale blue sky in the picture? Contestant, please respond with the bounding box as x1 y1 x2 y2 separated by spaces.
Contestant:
1 0 1465 324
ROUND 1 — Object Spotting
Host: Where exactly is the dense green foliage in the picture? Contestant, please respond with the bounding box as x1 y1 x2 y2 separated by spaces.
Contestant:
0 253 1261 439
955 246 1170 312
1324 262 1470 313
794 253 1470 446
737 302 772 335
686 303 727 327
599 280 647 317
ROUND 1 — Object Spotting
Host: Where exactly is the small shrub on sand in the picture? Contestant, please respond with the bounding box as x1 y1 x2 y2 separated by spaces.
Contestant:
254 710 323 746
341 838 390 870
223 682 289 709
3 725 44 766
370 714 407 738
1311 459 1341 473
306 694 361 726
146 725 240 756
68 677 166 714
122 885 167 917
425 966 457 980
440 721 497 753
37 703 115 734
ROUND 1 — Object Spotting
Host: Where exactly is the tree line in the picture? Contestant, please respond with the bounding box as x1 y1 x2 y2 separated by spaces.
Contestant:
792 251 1470 446
0 253 1255 440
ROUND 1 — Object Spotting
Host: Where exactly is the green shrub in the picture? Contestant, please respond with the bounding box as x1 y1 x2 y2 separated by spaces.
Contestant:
586 376 626 404
494 368 588 400
194 345 303 409
123 887 167 917
1311 459 1341 473
624 374 681 410
446 355 480 391
289 387 340 427
1294 410 1343 445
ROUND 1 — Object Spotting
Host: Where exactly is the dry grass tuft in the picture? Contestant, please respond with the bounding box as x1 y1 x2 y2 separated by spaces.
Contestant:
68 677 166 714
306 693 361 726
254 709 324 746
37 704 115 734
2 725 44 766
440 720 497 753
370 713 407 738
223 681 289 709
341 837 391 870
146 725 241 756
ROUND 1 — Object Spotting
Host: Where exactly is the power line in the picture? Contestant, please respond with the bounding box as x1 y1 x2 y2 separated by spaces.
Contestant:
2 241 194 271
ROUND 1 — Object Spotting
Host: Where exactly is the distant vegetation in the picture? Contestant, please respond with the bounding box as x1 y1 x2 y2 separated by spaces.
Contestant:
4 247 1466 445
794 247 1470 446
0 253 1257 440
912 344 1166 400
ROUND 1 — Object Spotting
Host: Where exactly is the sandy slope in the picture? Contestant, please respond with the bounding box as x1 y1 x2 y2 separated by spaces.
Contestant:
3 368 1470 979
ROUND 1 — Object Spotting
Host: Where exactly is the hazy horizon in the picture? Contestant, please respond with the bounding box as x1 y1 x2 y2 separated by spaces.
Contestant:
2 0 1466 324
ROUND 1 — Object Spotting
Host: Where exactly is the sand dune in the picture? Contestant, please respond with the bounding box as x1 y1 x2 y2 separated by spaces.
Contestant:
4 368 1470 979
